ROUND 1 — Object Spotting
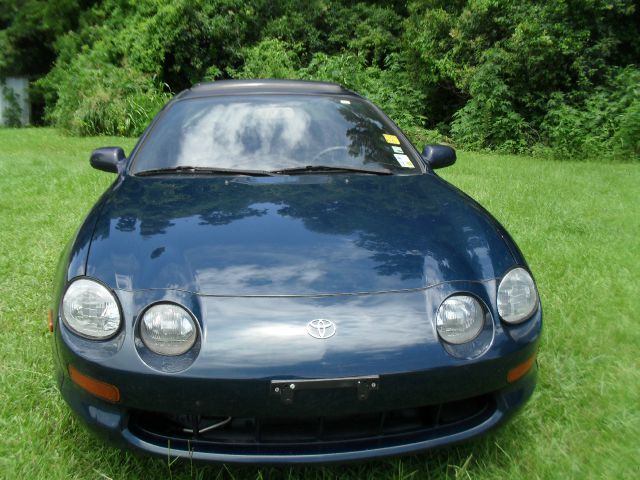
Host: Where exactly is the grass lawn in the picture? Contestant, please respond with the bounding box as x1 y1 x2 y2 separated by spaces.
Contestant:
0 128 638 479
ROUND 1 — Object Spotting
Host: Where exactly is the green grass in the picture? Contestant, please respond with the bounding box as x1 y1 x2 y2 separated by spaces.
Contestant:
1 128 638 479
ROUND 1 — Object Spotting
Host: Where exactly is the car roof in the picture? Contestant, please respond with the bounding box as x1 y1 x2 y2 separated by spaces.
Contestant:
176 79 359 99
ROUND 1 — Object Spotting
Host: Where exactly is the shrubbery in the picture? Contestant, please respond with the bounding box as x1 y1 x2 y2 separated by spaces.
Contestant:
1 0 638 159
541 67 640 160
230 40 433 138
403 0 640 159
38 57 169 136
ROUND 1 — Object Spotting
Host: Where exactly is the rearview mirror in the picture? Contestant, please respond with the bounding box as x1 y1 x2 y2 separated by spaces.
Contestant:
422 144 456 169
90 147 126 173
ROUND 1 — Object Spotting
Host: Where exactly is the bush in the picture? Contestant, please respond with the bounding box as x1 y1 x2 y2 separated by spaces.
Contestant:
34 0 265 135
11 0 637 160
228 39 301 80
300 52 426 132
231 46 428 134
38 56 169 136
450 50 535 153
541 67 640 160
404 0 640 158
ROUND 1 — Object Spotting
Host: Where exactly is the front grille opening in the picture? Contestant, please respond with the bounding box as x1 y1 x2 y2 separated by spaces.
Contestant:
129 394 495 454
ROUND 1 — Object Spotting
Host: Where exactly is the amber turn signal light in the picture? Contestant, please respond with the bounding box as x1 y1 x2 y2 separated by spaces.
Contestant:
507 352 537 383
68 365 120 403
48 309 53 332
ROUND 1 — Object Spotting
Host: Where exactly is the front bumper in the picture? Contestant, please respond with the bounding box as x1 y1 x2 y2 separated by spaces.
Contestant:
53 286 541 463
57 357 537 464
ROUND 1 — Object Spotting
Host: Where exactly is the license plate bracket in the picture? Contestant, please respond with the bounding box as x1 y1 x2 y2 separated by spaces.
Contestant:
270 375 380 405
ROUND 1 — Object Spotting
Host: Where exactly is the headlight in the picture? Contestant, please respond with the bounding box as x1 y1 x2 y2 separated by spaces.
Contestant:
497 267 538 324
62 278 121 339
436 295 484 344
140 304 197 356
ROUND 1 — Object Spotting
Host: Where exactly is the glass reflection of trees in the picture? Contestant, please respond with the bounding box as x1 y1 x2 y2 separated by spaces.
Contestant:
338 105 400 170
131 96 420 174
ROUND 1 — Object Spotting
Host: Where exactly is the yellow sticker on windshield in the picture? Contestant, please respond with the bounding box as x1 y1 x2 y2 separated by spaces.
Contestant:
383 134 400 145
394 154 415 168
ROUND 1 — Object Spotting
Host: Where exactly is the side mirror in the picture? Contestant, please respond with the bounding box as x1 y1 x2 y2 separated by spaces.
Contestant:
90 147 126 173
422 144 456 169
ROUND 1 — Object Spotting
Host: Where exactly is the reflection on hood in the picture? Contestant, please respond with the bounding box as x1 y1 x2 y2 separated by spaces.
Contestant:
87 174 517 295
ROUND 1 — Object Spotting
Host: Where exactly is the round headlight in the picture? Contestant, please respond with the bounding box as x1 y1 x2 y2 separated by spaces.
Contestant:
497 267 538 324
140 304 197 356
436 295 485 344
62 278 121 339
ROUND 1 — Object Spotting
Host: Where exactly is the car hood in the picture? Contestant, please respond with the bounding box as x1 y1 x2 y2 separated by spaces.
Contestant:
86 174 517 295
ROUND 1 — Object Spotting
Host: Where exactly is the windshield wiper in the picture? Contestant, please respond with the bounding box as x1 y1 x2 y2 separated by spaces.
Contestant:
271 165 392 175
135 166 276 177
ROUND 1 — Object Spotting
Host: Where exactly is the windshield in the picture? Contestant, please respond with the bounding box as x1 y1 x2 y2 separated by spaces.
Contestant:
130 95 422 174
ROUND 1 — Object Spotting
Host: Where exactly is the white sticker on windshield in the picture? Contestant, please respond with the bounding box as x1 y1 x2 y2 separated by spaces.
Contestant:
392 146 404 154
340 99 351 104
394 154 415 168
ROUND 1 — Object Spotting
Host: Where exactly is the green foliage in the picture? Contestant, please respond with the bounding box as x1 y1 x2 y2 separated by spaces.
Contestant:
0 0 84 77
450 51 534 153
2 0 638 159
37 0 264 135
541 67 640 160
324 2 405 68
224 40 428 133
404 0 640 157
38 57 169 136
37 0 261 116
258 1 405 67
229 39 301 79
259 1 329 63
299 52 427 132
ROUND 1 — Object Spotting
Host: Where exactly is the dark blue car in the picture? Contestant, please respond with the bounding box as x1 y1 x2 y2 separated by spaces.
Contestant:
51 80 541 464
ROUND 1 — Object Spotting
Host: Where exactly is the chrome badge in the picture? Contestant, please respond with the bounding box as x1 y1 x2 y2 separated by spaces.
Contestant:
306 319 336 339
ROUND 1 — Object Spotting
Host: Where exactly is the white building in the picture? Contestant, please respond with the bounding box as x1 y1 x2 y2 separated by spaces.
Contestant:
0 76 30 126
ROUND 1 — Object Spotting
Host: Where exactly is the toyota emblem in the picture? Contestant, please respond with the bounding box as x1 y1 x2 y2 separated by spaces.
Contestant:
306 319 336 339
